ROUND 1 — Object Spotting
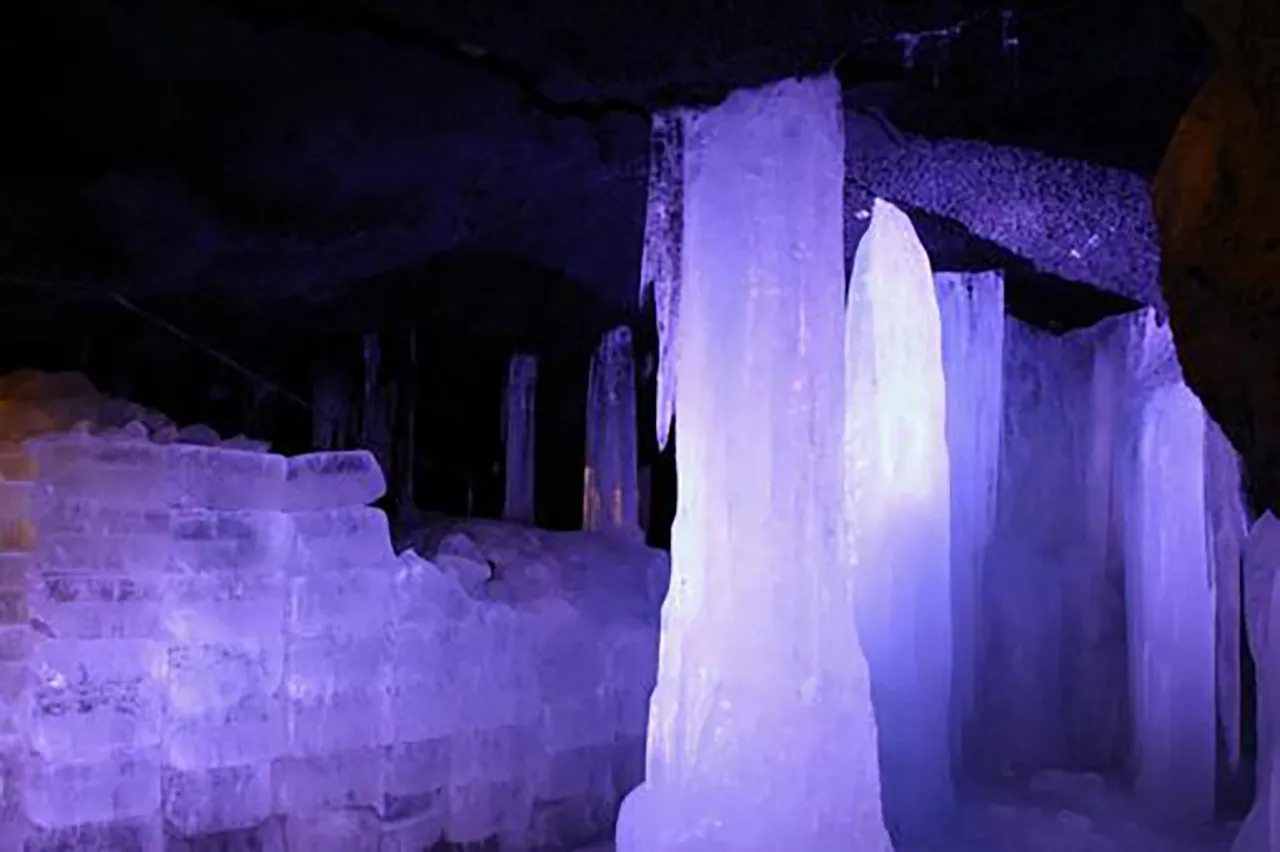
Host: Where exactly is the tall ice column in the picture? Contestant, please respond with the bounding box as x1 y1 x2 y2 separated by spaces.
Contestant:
846 200 954 831
616 75 890 852
583 326 640 538
502 354 537 525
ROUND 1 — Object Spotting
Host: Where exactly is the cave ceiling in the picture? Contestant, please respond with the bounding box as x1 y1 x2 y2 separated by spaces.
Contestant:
0 0 1209 340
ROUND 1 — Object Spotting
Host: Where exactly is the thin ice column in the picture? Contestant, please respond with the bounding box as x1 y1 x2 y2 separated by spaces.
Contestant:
616 75 890 852
502 354 537 524
583 326 641 538
847 199 954 831
1129 379 1216 825
934 270 1004 763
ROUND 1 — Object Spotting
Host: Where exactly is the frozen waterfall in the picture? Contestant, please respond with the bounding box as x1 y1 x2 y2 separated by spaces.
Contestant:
934 270 1004 765
615 75 890 852
583 326 641 539
846 199 954 832
502 354 537 524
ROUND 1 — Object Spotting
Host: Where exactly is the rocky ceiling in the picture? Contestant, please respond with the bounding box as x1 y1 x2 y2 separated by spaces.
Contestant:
1 0 1210 343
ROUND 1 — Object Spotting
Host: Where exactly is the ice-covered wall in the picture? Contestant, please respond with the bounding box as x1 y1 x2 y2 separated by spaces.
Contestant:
976 317 1132 775
0 428 666 849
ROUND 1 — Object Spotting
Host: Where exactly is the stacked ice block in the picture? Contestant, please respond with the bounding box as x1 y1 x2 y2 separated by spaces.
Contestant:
0 421 666 849
275 452 392 849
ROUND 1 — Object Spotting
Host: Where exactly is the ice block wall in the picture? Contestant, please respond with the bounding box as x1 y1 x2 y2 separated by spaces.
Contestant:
583 326 641 539
617 75 891 852
503 354 538 525
0 422 666 850
933 270 1004 765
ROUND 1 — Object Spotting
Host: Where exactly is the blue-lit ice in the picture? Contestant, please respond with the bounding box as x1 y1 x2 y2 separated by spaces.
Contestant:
1126 380 1215 824
583 326 641 538
933 270 1004 764
1236 511 1280 852
616 75 890 852
502 354 537 524
845 198 954 832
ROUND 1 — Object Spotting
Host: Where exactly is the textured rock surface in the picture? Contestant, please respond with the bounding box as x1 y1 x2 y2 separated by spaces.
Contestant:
1153 0 1280 511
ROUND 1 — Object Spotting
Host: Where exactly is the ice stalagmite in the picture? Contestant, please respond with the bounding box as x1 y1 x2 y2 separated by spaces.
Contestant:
1128 378 1216 825
502 354 537 524
934 270 1004 762
847 199 953 832
615 75 890 852
1204 416 1247 770
583 326 641 538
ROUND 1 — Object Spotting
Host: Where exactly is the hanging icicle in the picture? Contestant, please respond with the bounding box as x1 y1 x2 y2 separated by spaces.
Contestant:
640 111 684 451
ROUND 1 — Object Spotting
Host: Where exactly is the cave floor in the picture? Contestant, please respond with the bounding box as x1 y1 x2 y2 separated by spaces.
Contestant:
572 771 1240 851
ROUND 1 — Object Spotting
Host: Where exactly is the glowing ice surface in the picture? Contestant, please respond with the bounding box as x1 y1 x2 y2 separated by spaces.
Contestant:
616 75 890 852
845 198 953 832
1127 379 1215 825
583 326 641 538
502 354 537 524
1205 416 1247 770
639 113 683 452
1236 511 1280 852
933 270 1004 761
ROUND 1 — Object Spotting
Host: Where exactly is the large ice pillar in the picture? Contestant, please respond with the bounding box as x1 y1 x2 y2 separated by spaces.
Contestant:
616 76 890 852
583 326 641 538
502 354 537 524
1235 512 1280 852
1127 378 1216 825
933 270 1004 763
846 199 953 832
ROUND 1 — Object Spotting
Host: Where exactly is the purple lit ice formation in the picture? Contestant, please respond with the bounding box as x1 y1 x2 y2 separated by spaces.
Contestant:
616 74 891 852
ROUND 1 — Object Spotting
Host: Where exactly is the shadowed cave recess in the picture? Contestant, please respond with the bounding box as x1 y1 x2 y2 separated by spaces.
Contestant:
0 0 1276 850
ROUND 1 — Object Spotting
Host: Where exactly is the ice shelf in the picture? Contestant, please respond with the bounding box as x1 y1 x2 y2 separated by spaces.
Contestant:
616 74 890 852
583 326 641 539
502 354 538 525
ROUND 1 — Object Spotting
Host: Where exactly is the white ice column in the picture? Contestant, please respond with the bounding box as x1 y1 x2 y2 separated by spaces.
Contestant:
583 326 641 538
502 354 537 525
847 200 954 831
615 75 890 852
1128 379 1216 825
934 270 1004 762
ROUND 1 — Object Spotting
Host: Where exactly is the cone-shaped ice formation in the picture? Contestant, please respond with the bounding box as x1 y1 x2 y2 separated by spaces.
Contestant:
1235 512 1280 852
934 270 1004 763
583 326 641 538
616 75 890 852
640 113 683 452
846 199 954 832
502 354 537 524
1127 379 1216 825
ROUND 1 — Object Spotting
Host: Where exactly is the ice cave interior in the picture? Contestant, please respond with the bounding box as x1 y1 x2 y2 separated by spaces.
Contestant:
2 1 1279 851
